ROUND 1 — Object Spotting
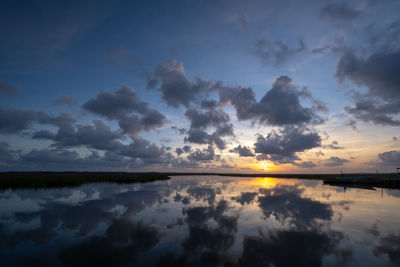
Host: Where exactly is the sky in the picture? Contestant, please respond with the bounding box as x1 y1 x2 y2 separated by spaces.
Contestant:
0 0 399 173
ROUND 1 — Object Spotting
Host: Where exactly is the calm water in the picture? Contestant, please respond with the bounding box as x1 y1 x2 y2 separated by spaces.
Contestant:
0 176 399 266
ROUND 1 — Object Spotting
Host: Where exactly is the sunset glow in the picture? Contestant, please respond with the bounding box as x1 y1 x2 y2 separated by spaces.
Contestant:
0 0 399 173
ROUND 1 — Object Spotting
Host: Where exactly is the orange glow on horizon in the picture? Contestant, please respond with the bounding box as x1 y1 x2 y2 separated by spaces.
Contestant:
242 161 278 172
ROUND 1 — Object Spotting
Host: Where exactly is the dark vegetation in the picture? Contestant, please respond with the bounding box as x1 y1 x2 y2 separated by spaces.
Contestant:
0 172 170 190
0 171 398 190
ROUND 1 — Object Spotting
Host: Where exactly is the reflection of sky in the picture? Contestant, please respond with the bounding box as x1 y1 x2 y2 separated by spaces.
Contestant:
0 176 400 266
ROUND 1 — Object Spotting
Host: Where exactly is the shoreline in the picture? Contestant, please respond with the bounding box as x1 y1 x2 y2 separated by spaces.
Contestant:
0 171 398 189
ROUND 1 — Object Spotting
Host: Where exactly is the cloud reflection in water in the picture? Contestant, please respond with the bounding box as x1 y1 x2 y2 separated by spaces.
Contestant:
0 176 399 266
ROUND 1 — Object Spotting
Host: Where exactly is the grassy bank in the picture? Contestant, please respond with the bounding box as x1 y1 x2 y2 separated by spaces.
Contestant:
0 172 170 190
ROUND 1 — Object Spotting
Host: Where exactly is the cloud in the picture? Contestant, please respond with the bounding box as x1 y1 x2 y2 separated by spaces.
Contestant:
230 145 254 157
231 192 258 205
0 107 179 170
0 107 75 134
175 147 184 156
258 185 333 228
219 76 324 126
238 229 345 267
0 81 19 96
323 141 344 150
84 85 150 119
337 49 400 126
0 142 18 166
147 59 213 108
184 107 234 150
185 108 229 129
294 161 318 168
373 233 400 265
182 200 238 253
14 149 125 171
324 156 349 167
59 219 160 267
171 126 186 135
253 37 305 65
175 145 192 156
378 150 400 165
254 127 321 164
320 3 362 21
34 119 123 151
83 85 166 134
187 145 216 161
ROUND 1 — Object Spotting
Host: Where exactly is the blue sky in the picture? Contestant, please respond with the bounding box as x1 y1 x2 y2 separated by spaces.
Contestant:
1 0 400 172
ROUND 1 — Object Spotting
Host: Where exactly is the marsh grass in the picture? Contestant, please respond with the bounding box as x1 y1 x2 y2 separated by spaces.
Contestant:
0 172 170 190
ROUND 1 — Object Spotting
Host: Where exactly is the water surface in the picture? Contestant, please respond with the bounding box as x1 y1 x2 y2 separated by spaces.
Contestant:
1 176 399 266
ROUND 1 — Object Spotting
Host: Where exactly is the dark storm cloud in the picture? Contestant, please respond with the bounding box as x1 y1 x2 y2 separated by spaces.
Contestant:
337 49 400 126
0 81 19 96
219 76 324 126
320 3 362 21
238 229 346 267
147 59 214 108
230 145 254 157
53 95 78 107
254 127 321 164
324 156 349 167
83 85 166 134
253 38 305 66
378 150 400 165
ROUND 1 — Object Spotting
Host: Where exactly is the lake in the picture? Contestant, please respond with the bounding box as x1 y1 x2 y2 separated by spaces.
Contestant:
1 176 399 266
